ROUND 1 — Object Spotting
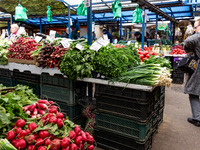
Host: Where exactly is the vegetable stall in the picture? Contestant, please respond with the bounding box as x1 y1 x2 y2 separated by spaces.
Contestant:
0 36 174 150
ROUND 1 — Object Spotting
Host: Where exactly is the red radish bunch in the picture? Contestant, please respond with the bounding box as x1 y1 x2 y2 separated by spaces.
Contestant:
114 44 125 48
138 50 152 62
8 37 39 60
7 99 96 150
172 45 183 50
170 48 186 55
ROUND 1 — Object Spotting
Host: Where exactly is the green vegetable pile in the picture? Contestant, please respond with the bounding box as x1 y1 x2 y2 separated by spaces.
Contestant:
0 84 38 137
0 39 12 65
144 55 172 70
60 40 96 80
94 43 141 78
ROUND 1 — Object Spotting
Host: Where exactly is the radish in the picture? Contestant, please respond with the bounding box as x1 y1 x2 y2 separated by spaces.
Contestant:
7 130 15 140
81 131 87 143
27 145 36 150
35 138 44 146
69 131 76 139
15 127 22 134
49 106 57 110
62 148 69 150
50 134 55 140
38 103 48 110
38 109 45 115
29 103 36 112
26 134 35 144
61 137 70 148
87 135 94 145
79 144 84 150
31 115 37 118
87 145 94 150
25 110 31 115
15 139 26 150
33 108 38 115
11 139 17 145
39 130 49 138
16 119 26 127
85 132 90 137
44 138 51 146
74 128 81 135
34 134 39 139
48 116 58 124
19 130 27 137
38 100 49 104
50 139 61 150
75 136 83 146
28 123 37 131
49 108 57 114
49 101 54 105
25 129 31 134
70 143 78 150
38 146 47 150
56 113 64 119
37 114 41 118
57 119 64 128
23 105 31 111
46 113 53 119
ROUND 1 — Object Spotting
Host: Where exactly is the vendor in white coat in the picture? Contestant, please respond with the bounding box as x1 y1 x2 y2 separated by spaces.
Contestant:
8 24 19 40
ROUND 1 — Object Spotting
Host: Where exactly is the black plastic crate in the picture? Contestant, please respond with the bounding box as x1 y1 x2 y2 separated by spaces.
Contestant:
0 69 12 77
53 100 83 119
94 129 152 150
95 113 153 142
12 79 40 97
0 76 13 87
172 77 184 84
95 84 160 101
13 70 40 83
96 94 155 122
71 115 87 129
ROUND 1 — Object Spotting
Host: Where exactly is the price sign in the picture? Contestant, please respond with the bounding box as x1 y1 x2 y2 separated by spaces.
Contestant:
35 36 42 43
127 41 131 45
76 44 84 50
90 41 102 51
97 37 109 47
61 39 70 48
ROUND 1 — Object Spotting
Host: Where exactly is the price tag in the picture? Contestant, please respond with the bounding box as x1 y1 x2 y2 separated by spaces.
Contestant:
90 41 102 51
61 39 70 48
49 30 56 42
97 37 109 47
76 44 84 50
35 36 42 43
113 39 118 44
127 41 131 45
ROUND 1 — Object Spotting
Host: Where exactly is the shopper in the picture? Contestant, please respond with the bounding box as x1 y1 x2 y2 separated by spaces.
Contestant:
184 19 200 127
134 31 147 42
8 24 19 40
102 29 113 43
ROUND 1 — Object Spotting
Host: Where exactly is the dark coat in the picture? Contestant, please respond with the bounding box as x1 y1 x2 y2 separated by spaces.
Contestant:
184 32 200 96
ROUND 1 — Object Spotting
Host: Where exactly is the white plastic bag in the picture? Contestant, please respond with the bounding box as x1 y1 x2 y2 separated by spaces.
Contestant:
175 27 182 37
185 24 194 35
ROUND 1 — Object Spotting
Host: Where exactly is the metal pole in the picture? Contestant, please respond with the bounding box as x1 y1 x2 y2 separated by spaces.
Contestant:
120 17 122 40
155 15 158 42
170 21 172 41
87 0 92 45
44 22 47 35
124 26 127 41
10 15 13 24
40 18 42 33
142 6 145 51
167 25 169 40
7 20 10 35
172 22 175 44
68 5 71 39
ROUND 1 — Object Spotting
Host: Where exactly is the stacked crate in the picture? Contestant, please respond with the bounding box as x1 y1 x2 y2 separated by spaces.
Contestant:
40 73 87 124
94 84 165 150
0 68 13 87
12 70 40 97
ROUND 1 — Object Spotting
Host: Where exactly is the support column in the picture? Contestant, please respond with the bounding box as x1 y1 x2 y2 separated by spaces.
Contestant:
40 18 42 33
142 6 145 51
7 20 10 35
120 17 122 40
172 22 175 44
155 15 158 42
44 22 47 35
170 22 172 42
68 5 71 39
124 26 127 41
87 0 92 45
10 15 14 24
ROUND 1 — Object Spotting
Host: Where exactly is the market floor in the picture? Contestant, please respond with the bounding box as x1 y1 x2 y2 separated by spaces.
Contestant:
151 83 200 150
96 83 200 150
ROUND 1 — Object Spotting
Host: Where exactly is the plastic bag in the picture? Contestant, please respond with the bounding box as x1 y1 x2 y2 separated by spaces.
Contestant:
158 24 167 31
15 4 28 21
132 7 142 24
77 0 87 16
185 24 194 35
112 0 122 19
175 27 182 37
47 6 52 22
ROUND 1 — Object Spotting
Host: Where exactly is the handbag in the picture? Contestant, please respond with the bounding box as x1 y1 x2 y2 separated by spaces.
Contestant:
177 55 199 73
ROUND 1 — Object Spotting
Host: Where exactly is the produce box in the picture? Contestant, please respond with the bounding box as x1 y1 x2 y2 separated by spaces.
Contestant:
95 112 153 142
0 69 12 77
0 76 13 87
8 57 37 65
13 70 40 83
94 129 152 150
